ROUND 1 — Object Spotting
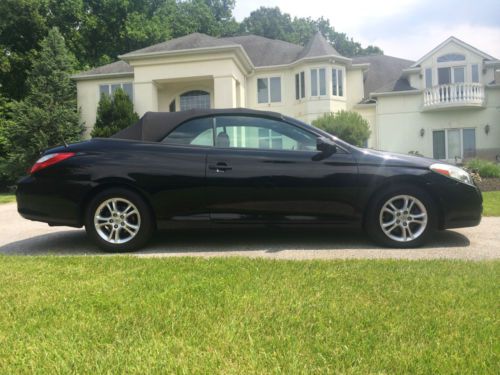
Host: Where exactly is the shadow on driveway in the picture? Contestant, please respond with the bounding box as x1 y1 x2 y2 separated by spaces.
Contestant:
0 227 470 256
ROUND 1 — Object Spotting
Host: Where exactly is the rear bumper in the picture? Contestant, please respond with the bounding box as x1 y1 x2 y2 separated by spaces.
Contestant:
16 176 83 227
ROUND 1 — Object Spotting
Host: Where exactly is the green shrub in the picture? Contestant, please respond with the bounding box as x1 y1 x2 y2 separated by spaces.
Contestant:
91 88 139 138
466 159 500 178
312 110 371 147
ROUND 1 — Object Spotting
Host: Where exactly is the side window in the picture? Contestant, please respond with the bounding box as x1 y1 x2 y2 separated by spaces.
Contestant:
162 117 214 146
214 116 317 151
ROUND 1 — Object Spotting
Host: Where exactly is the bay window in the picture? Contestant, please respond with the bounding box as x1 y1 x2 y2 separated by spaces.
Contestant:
332 68 344 96
311 68 326 96
295 71 305 100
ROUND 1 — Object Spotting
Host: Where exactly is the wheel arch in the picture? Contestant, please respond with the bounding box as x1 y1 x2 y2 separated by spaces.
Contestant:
79 180 156 227
362 175 444 230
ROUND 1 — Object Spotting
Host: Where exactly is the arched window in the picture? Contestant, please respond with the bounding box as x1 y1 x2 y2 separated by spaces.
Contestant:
179 90 210 111
437 53 465 63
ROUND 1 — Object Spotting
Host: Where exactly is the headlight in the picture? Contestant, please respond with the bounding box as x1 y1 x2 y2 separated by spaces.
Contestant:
430 163 473 185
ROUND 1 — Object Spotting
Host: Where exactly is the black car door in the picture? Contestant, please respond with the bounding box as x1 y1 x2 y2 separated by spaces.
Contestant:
205 115 359 224
155 116 214 222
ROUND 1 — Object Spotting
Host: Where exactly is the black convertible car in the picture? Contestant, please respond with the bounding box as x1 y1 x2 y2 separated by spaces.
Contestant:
17 108 482 251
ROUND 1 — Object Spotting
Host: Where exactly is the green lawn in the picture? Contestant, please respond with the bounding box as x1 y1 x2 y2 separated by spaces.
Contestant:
0 257 497 373
0 193 15 204
483 191 500 216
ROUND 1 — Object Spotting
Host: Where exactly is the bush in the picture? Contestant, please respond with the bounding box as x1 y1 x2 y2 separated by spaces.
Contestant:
91 88 139 138
466 159 500 178
312 110 370 147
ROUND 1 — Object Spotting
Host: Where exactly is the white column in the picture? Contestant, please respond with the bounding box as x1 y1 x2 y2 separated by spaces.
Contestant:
213 76 237 108
133 82 158 116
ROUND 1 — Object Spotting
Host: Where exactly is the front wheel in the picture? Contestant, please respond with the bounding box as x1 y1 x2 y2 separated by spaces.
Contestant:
365 186 436 248
85 188 154 252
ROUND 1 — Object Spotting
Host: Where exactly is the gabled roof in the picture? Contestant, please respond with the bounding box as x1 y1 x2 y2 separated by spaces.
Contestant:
297 32 342 60
352 54 414 97
411 36 497 67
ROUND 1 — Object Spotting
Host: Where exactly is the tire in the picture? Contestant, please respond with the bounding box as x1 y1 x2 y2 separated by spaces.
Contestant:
85 188 154 252
364 185 436 248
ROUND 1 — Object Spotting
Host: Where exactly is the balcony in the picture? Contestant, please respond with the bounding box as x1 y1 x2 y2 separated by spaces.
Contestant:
423 82 485 111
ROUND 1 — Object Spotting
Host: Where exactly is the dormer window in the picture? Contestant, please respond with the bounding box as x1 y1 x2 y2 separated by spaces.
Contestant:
437 53 465 63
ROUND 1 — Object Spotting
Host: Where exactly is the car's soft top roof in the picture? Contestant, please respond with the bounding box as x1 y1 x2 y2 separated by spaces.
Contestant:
111 108 284 142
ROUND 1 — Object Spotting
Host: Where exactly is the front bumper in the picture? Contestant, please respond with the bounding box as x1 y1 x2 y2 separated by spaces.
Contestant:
427 177 483 230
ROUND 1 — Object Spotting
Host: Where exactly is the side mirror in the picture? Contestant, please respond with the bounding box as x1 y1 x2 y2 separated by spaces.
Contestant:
316 137 337 155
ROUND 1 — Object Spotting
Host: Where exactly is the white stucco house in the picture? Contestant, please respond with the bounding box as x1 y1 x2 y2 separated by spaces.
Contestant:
73 32 500 162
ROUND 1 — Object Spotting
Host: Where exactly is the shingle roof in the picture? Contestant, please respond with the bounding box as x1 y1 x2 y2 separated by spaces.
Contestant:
220 35 304 66
72 60 133 79
352 54 415 97
74 32 350 78
122 33 343 67
121 33 238 57
297 32 342 60
374 77 416 93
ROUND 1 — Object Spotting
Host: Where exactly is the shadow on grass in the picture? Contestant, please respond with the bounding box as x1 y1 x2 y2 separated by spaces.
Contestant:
0 226 470 256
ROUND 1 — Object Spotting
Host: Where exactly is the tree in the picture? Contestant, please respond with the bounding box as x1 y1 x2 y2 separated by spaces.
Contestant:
239 7 294 42
0 0 241 101
0 28 83 188
91 88 139 138
240 7 383 57
312 111 371 147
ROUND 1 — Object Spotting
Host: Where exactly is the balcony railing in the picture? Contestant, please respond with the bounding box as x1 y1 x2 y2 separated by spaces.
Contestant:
423 82 485 109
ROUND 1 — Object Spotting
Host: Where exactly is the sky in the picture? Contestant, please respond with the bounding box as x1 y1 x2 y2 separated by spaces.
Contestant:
233 0 500 60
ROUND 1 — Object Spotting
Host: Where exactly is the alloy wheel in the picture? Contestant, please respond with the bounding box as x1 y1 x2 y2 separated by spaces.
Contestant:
379 194 428 242
94 198 141 244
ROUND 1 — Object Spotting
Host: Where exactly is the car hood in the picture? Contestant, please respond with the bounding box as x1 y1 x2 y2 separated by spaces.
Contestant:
354 148 440 169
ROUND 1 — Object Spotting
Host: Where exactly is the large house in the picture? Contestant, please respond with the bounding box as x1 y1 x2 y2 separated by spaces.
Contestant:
73 33 500 162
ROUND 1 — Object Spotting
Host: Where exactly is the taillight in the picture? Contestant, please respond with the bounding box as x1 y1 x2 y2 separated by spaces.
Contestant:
30 152 76 174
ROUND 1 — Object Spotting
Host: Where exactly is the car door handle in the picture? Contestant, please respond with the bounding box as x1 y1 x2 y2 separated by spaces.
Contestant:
208 162 232 172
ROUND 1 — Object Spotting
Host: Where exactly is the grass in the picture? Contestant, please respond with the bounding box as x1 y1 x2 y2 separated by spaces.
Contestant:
0 193 15 204
0 257 497 374
483 191 500 216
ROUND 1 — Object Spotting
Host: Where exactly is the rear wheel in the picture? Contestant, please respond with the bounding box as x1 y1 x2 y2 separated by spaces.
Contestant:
365 185 436 248
85 188 154 252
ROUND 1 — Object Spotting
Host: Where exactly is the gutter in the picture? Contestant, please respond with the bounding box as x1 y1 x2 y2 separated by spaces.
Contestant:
370 89 422 98
71 71 134 81
253 55 352 71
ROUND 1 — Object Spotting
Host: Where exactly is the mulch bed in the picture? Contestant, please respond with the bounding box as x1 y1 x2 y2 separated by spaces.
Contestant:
477 178 500 192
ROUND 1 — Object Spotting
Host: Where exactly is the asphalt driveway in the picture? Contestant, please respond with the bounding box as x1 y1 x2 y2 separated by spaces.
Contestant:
1 203 499 260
